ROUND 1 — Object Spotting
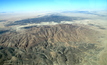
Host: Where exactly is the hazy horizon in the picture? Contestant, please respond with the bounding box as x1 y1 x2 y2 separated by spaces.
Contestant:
0 0 107 13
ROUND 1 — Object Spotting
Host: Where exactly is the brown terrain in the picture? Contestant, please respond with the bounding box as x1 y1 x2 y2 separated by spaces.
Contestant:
0 24 105 65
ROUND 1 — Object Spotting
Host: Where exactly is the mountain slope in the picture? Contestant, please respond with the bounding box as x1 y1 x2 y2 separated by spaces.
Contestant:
0 24 103 65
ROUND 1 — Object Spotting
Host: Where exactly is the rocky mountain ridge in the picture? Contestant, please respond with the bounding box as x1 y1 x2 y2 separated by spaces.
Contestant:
0 24 103 65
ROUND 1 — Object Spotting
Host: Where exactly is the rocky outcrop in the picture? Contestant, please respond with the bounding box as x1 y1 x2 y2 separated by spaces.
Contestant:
0 24 102 65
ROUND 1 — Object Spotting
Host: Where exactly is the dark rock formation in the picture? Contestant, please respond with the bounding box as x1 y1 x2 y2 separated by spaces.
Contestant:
6 15 84 26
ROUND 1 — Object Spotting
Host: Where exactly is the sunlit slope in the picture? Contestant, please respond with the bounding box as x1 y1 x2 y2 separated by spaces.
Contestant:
0 24 105 65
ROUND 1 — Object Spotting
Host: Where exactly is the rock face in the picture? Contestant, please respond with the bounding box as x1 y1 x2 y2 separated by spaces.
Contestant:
0 24 103 65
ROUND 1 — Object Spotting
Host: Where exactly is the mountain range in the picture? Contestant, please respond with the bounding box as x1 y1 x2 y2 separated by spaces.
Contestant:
0 24 103 65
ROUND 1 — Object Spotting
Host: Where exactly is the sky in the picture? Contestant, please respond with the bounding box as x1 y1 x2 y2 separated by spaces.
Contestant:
0 0 107 13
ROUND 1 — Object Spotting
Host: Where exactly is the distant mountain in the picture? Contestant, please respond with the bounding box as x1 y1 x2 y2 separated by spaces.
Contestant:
0 20 6 22
6 15 84 26
0 24 102 65
0 30 9 34
62 11 106 16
